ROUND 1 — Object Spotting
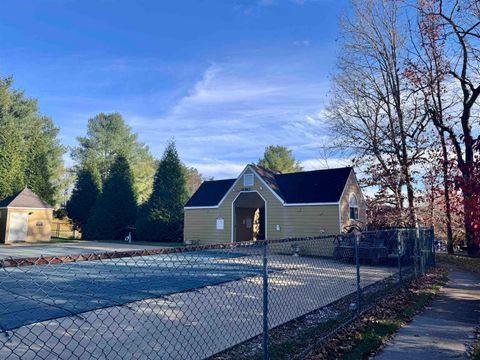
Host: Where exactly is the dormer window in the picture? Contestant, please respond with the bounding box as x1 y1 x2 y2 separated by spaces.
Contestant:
349 194 359 220
244 173 254 187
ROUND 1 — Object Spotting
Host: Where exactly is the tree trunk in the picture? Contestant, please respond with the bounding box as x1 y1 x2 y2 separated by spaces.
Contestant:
439 132 454 254
404 165 417 228
464 190 478 256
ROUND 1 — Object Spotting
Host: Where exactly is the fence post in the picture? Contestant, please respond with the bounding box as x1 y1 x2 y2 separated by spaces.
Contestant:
397 229 402 283
355 233 361 315
431 226 436 267
414 229 419 278
420 230 426 274
262 241 269 360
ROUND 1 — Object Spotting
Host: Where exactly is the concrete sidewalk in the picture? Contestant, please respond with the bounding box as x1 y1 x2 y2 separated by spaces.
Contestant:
375 269 480 360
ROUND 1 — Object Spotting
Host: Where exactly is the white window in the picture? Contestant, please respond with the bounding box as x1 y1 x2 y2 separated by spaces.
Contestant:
216 218 224 230
244 173 254 187
349 194 359 220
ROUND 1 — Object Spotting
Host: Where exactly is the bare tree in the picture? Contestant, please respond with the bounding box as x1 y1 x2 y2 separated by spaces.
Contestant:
406 0 457 252
328 0 428 227
419 0 480 255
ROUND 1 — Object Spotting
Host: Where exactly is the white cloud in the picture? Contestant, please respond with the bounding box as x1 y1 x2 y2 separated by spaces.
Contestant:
190 160 246 180
127 61 332 178
300 156 353 170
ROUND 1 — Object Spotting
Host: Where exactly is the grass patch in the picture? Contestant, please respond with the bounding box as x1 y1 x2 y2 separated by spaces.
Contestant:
263 319 342 360
437 253 480 273
343 319 401 360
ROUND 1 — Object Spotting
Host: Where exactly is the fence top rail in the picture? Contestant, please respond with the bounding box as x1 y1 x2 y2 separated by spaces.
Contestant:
1 228 429 268
0 234 340 268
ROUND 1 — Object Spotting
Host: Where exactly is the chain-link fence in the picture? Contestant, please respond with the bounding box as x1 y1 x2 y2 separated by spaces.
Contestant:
0 228 434 359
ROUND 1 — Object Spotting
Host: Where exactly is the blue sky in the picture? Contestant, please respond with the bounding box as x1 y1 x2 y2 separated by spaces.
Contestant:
0 0 349 179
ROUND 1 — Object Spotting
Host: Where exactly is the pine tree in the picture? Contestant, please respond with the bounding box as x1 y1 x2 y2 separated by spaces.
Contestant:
258 145 303 173
84 155 137 240
66 165 101 233
136 141 188 242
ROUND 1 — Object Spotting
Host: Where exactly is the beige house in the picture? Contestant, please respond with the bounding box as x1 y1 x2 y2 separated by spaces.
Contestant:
184 165 366 245
0 188 53 244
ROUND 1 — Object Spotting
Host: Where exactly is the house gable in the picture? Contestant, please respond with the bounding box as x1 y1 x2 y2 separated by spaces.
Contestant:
339 170 367 230
184 165 355 209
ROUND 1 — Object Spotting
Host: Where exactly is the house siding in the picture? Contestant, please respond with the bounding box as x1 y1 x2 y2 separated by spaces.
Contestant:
184 167 342 246
339 171 367 230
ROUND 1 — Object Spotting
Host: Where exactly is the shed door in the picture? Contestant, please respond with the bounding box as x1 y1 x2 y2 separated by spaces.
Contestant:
8 212 28 242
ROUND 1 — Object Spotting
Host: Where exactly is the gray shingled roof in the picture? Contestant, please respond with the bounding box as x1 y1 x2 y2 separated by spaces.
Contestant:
0 188 53 209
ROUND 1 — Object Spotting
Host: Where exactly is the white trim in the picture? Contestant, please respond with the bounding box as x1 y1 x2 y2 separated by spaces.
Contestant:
185 201 340 209
338 203 342 233
185 164 286 210
349 193 359 220
216 165 253 208
351 170 366 203
183 166 360 210
231 190 267 243
184 205 219 210
337 168 352 206
247 166 286 205
337 168 353 232
0 207 54 210
243 173 254 187
284 202 339 207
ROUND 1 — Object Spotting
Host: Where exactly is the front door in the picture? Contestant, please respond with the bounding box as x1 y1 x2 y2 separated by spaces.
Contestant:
8 212 28 243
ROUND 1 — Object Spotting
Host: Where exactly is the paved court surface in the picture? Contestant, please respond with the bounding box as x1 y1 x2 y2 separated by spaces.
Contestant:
0 241 170 260
0 251 260 330
0 251 397 360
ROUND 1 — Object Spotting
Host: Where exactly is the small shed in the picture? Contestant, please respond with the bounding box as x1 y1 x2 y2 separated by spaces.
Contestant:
0 188 54 244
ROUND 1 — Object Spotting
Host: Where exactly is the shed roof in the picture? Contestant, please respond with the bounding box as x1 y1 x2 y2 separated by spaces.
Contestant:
185 166 353 207
0 188 53 209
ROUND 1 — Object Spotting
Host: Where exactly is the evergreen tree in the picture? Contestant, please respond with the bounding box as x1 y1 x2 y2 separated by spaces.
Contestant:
23 116 65 204
84 155 137 240
258 145 303 173
0 120 24 199
0 76 65 203
136 141 188 242
66 166 101 233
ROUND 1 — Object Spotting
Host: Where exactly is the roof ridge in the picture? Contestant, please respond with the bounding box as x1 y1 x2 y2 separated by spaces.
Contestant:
274 166 353 177
0 187 53 209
